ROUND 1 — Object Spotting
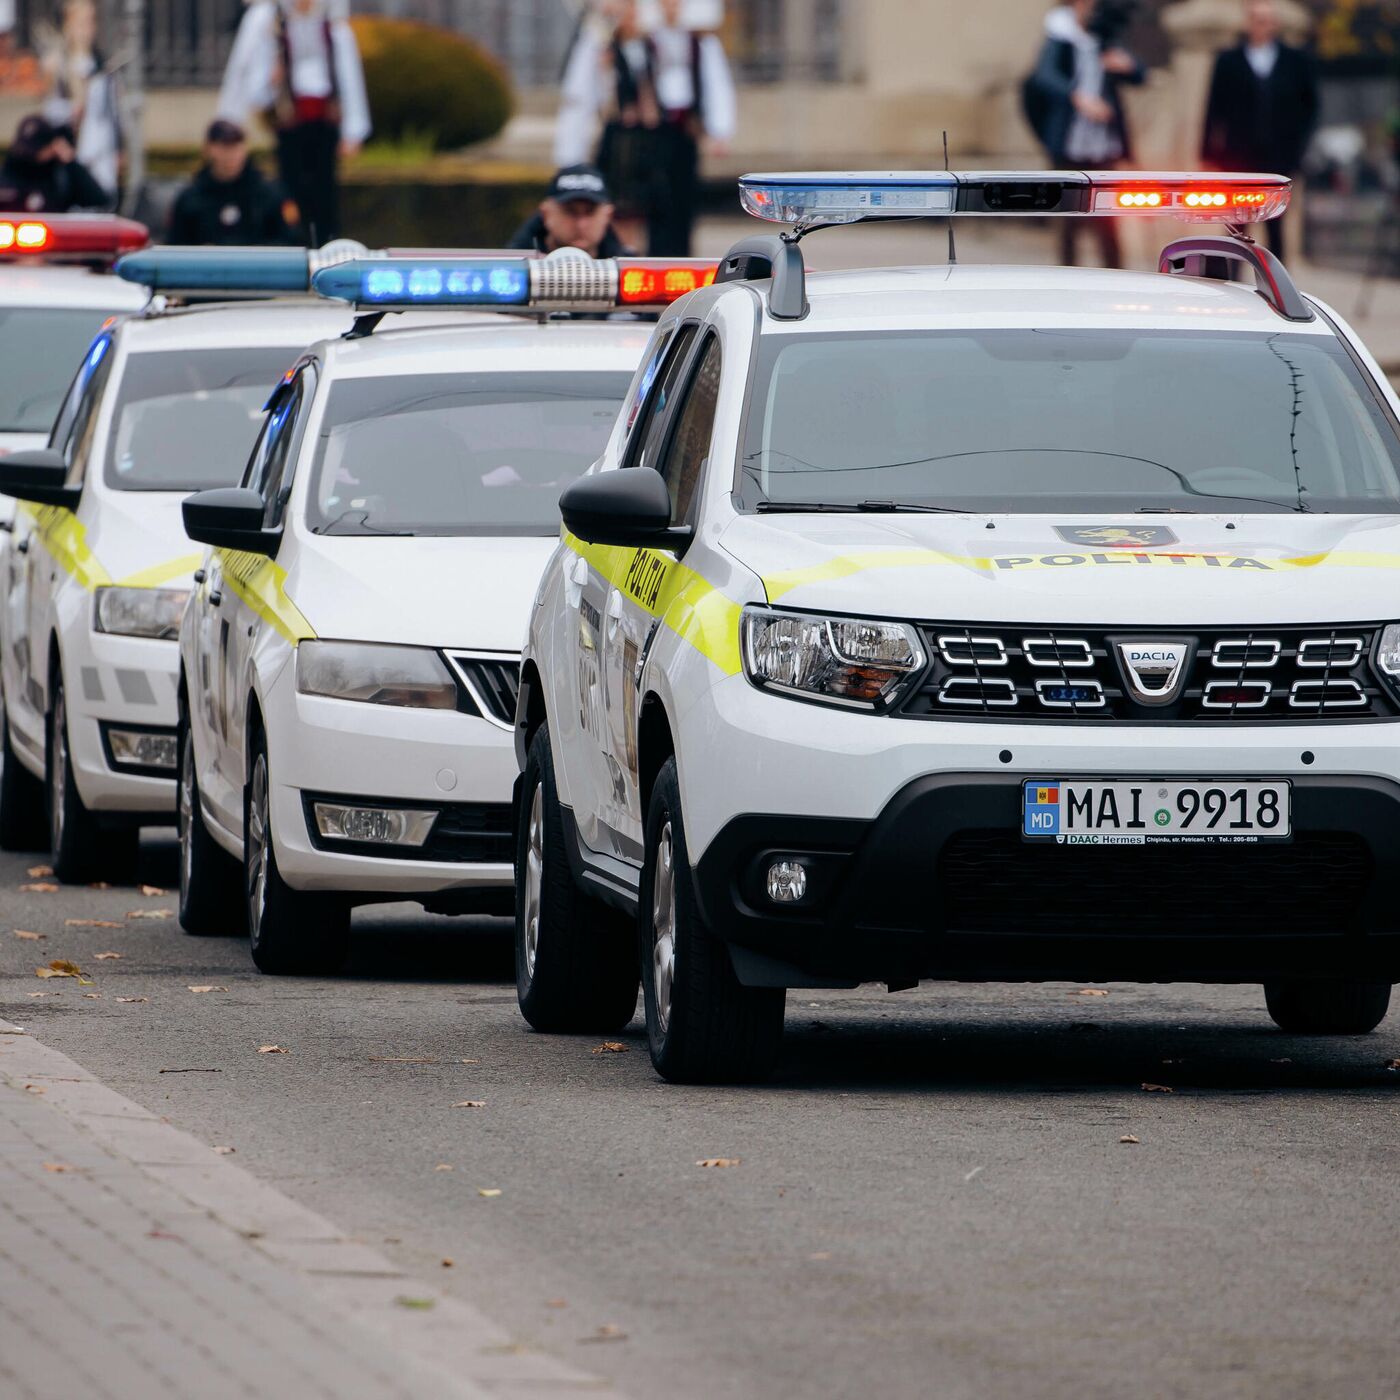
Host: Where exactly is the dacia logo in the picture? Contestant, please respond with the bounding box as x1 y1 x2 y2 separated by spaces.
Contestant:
1116 639 1192 706
1055 525 1178 548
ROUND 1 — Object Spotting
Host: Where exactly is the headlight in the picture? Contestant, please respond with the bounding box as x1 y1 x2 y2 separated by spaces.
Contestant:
296 641 458 709
741 607 926 708
93 587 189 640
1377 624 1400 680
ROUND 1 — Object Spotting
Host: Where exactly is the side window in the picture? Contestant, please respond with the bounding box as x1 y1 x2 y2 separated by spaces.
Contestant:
658 335 721 522
622 326 675 441
49 333 112 455
60 340 116 489
243 366 314 526
626 324 698 474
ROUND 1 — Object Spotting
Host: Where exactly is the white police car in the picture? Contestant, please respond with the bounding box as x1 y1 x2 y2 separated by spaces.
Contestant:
0 247 358 880
517 171 1400 1081
175 250 710 972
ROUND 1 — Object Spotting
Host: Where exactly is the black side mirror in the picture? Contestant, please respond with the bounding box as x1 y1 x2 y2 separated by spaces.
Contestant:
182 487 281 557
0 449 81 510
559 469 691 550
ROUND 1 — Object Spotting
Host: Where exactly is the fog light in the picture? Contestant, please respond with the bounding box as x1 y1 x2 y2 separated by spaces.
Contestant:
313 803 437 847
766 859 808 904
107 729 177 770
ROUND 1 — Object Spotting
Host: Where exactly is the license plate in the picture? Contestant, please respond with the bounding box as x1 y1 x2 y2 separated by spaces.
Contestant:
1022 779 1291 845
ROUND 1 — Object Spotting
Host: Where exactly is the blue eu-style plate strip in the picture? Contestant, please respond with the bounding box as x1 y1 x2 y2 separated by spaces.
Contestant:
1022 779 1062 837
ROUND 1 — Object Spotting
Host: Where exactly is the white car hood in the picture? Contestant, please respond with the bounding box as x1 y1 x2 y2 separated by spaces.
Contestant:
283 534 558 652
720 513 1400 626
58 489 202 589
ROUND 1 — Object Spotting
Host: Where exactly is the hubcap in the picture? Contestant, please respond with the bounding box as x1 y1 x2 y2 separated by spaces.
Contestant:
246 757 269 945
49 687 66 852
652 821 676 1035
178 733 194 896
522 783 543 980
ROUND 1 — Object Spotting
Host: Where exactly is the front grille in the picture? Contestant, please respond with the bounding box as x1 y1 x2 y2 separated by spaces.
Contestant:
901 624 1399 723
445 652 520 729
938 830 1371 936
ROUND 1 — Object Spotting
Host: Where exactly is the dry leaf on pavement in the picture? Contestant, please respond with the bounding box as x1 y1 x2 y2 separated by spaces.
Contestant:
36 960 84 980
115 996 147 1003
452 1100 486 1109
1141 1083 1175 1093
138 885 167 897
26 991 53 997
42 1162 76 1172
696 1158 741 1168
126 909 174 920
579 1325 627 1344
1073 988 1110 996
26 864 54 878
19 882 58 893
478 1188 502 1197
94 951 122 961
188 986 229 994
257 1045 288 1054
65 919 122 929
441 1258 454 1268
13 929 44 941
83 992 101 999
433 1163 454 1172
592 1041 629 1054
212 1145 236 1155
24 1083 44 1094
1120 1134 1140 1145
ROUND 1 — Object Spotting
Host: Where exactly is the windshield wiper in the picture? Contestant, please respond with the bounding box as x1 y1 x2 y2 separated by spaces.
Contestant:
755 499 968 516
314 509 416 537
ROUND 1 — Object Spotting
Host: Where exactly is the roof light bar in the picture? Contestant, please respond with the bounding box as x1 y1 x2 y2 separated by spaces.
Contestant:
311 250 719 312
0 213 148 261
114 239 375 295
738 171 1290 226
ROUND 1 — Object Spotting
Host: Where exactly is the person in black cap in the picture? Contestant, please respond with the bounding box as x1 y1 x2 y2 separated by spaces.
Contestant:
507 164 634 258
168 119 295 247
0 112 109 212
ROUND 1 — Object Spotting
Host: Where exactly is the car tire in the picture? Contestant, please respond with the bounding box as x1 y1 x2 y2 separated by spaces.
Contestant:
640 756 784 1084
177 707 242 936
515 724 638 1033
48 673 137 884
1264 979 1392 1035
0 700 47 851
244 735 348 975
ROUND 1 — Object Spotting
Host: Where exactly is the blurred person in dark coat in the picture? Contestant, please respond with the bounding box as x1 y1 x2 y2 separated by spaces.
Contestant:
0 113 109 212
507 164 634 258
168 120 295 246
1201 0 1318 260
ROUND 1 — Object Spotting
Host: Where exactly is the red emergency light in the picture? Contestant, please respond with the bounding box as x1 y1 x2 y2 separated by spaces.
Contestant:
0 213 149 261
1090 175 1289 222
617 260 718 305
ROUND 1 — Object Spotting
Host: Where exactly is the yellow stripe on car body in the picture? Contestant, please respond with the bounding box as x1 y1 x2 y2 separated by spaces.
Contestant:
215 548 315 645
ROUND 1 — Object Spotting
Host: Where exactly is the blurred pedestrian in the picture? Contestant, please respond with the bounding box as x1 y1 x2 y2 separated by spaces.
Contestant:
1202 0 1317 261
0 112 109 211
507 164 633 258
168 119 295 246
218 0 370 245
1024 1 1144 268
39 0 124 202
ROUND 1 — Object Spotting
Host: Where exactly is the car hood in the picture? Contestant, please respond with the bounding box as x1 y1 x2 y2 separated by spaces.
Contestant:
719 513 1400 626
39 489 203 590
283 534 558 651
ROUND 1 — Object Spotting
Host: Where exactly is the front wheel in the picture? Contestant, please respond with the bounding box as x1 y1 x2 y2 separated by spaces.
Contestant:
245 738 348 975
1264 979 1391 1035
640 757 784 1084
515 725 638 1033
177 707 242 935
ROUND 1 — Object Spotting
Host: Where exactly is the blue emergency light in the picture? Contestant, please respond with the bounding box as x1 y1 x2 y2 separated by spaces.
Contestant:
314 257 531 306
113 239 377 294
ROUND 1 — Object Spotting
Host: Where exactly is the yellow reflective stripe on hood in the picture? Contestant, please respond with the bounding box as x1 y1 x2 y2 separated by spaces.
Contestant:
563 532 744 676
118 553 204 589
215 547 315 646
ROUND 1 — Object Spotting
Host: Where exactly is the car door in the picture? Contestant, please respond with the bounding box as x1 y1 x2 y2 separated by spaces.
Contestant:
603 330 721 855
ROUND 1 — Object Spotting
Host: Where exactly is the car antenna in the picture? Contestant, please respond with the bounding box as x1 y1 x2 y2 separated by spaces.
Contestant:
943 131 957 266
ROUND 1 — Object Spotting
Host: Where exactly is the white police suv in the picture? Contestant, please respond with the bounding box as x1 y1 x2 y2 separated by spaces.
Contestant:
0 247 357 880
175 250 710 973
517 171 1400 1081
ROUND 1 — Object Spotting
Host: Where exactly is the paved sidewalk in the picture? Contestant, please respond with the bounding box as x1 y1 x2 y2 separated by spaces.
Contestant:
0 1020 617 1400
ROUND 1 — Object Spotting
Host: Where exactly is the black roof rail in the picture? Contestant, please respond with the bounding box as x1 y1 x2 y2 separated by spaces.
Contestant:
1158 234 1313 322
715 234 808 320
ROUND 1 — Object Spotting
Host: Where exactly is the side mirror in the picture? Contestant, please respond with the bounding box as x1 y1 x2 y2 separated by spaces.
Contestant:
0 449 81 510
559 469 690 550
182 487 282 557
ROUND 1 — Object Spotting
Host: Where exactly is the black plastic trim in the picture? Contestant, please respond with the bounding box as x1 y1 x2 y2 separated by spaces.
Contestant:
558 802 640 917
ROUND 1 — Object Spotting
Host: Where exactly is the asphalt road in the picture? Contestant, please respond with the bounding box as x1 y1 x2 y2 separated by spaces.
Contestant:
4 833 1400 1400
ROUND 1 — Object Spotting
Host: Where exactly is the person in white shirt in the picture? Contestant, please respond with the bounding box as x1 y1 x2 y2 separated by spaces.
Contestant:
217 0 370 244
39 0 123 201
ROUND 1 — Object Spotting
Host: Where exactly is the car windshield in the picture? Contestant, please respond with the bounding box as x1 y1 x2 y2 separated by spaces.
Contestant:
0 306 127 434
739 329 1400 514
105 346 299 492
306 371 631 537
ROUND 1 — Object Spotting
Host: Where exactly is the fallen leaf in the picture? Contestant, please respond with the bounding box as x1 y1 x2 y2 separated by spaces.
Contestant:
26 864 54 878
64 919 122 929
452 1100 486 1109
579 1324 627 1344
42 1162 76 1172
82 993 101 1000
212 1145 236 1155
696 1158 741 1168
808 1252 832 1261
433 1163 454 1172
188 986 229 994
592 1041 629 1054
478 1187 502 1197
24 1083 44 1094
138 885 167 897
1141 1083 1175 1094
126 909 174 920
545 1299 568 1309
13 929 44 941
441 1258 454 1268
395 1296 436 1311
26 991 54 998
257 1045 288 1054
1120 1134 1141 1145
94 951 122 961
19 882 58 893
1073 987 1110 996
458 1058 480 1064
115 996 147 1003
36 960 83 979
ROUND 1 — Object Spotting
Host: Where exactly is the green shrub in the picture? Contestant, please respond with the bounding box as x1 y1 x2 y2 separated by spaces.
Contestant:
351 16 514 153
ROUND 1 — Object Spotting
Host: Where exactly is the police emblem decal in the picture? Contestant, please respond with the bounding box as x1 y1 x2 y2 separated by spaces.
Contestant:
1054 525 1179 548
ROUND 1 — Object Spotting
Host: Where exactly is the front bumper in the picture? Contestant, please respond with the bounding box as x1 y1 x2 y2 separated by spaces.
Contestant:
693 772 1400 988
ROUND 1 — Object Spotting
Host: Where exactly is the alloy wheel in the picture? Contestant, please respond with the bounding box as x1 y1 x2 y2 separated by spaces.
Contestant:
246 756 270 945
652 820 676 1035
49 687 67 853
522 783 543 980
178 733 194 897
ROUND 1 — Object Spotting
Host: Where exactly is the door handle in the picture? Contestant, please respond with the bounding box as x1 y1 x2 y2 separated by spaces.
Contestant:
193 568 205 584
15 537 28 554
209 590 222 607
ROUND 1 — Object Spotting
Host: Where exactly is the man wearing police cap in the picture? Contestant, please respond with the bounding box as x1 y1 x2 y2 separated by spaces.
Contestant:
168 119 295 246
508 164 635 258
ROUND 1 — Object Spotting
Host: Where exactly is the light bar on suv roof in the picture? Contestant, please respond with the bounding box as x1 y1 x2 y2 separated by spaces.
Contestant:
738 171 1291 226
0 213 148 261
114 239 376 294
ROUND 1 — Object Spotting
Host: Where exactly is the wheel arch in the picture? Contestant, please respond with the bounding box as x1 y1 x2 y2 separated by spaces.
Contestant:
638 691 676 821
